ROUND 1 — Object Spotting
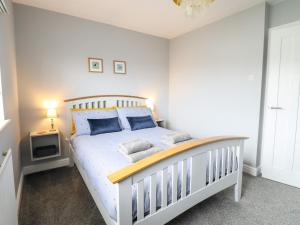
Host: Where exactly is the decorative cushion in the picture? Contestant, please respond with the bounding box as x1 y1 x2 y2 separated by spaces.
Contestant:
127 115 156 131
71 108 119 136
87 117 122 135
116 107 156 129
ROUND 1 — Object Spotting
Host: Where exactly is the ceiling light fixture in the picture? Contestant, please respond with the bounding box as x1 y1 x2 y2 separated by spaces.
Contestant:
173 0 215 17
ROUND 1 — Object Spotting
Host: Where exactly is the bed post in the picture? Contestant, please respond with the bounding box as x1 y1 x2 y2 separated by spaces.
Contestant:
235 140 244 202
117 178 133 225
65 102 75 167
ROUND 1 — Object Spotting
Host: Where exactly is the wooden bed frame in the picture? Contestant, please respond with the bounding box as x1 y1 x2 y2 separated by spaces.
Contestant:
64 95 246 225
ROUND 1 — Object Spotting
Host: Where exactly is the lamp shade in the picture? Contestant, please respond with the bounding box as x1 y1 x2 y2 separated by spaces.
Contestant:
146 99 154 111
47 108 57 118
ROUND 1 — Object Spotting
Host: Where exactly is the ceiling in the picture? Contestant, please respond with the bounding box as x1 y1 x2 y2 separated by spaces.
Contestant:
13 0 284 39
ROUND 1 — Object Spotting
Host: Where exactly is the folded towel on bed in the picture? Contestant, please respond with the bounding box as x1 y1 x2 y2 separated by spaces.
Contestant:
121 147 163 163
162 139 193 147
162 132 192 146
119 139 153 155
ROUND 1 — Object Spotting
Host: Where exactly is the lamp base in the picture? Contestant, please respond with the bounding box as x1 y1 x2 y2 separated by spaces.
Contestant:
49 118 56 132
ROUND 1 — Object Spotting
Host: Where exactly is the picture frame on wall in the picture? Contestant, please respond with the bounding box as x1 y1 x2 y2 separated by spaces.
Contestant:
88 58 103 73
113 60 127 74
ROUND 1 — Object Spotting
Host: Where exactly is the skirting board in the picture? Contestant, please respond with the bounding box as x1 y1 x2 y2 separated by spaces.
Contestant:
16 170 24 215
23 158 70 175
243 164 261 176
21 159 259 176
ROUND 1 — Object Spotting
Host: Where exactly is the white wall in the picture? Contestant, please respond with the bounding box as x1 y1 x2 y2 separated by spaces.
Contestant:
0 0 21 191
169 3 267 168
269 0 300 28
14 4 169 166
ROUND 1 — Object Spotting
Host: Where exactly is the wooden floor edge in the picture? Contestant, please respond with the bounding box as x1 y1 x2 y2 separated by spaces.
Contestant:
108 136 248 184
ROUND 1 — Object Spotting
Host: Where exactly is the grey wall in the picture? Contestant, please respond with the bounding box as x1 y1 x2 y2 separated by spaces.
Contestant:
169 3 267 168
14 4 169 166
269 0 300 28
0 0 21 192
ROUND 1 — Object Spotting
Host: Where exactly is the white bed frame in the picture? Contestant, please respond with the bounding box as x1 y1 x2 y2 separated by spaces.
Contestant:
64 95 246 225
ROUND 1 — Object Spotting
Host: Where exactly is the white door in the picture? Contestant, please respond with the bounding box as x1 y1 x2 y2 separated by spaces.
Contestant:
262 22 300 188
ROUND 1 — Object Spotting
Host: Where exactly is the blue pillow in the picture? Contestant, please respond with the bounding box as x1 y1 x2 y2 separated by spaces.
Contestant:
87 117 122 135
127 115 156 131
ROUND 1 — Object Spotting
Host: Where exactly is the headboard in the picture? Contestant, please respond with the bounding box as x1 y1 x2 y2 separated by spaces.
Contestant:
64 94 147 135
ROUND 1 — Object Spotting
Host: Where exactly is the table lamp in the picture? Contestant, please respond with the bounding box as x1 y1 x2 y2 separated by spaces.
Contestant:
146 98 154 111
146 98 158 120
47 108 57 131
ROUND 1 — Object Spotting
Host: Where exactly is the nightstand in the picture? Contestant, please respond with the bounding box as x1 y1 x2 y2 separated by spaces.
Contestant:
30 129 61 161
156 119 166 128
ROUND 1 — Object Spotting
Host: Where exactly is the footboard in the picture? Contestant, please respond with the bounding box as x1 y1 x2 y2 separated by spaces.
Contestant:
108 136 246 225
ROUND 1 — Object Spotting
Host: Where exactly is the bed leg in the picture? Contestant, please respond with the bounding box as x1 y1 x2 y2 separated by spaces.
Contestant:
69 157 75 167
67 140 75 167
234 179 242 202
235 141 244 202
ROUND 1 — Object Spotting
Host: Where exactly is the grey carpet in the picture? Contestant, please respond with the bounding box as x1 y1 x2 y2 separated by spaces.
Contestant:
19 167 300 225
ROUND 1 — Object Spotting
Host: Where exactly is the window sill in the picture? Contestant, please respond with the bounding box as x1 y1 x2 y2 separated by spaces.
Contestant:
0 119 11 134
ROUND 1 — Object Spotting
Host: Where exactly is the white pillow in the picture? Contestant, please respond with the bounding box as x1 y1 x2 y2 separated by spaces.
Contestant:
116 107 156 129
72 108 119 136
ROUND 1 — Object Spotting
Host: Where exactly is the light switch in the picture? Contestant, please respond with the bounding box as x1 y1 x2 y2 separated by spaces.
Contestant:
248 74 255 81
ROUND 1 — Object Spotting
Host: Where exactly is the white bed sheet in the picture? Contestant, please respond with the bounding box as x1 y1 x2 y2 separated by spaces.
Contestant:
71 127 176 221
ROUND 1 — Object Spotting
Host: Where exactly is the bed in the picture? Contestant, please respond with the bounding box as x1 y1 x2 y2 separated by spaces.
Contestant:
64 95 246 225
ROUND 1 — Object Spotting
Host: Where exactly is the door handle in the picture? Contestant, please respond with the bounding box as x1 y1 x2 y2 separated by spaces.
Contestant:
269 106 284 110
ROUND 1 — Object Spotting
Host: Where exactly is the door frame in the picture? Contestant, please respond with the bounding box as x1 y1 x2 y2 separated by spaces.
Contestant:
269 20 300 32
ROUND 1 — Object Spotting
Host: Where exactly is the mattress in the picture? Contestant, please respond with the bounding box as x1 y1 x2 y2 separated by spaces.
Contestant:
71 127 233 221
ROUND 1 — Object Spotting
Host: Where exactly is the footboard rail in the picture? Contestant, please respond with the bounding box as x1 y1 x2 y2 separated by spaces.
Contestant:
108 136 247 225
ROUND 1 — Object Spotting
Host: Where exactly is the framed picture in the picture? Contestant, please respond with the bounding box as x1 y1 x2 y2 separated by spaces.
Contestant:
113 60 127 74
88 58 103 73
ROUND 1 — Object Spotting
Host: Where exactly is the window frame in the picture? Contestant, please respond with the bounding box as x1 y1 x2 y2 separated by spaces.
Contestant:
0 66 5 122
